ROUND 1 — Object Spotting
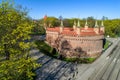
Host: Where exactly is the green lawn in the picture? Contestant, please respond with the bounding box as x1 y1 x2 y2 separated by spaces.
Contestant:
35 40 58 58
104 40 111 50
63 57 96 63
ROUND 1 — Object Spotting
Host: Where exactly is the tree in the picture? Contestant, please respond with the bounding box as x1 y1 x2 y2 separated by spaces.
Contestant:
0 0 39 80
87 16 95 27
32 20 45 35
42 17 60 27
104 19 120 37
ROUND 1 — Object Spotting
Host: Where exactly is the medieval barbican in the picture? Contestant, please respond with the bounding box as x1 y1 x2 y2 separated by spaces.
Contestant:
46 20 105 58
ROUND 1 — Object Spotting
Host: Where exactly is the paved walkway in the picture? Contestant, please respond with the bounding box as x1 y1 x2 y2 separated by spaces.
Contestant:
30 37 120 80
30 50 79 80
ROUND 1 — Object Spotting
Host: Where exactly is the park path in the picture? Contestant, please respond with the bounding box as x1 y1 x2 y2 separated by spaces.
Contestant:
30 49 80 80
30 36 120 80
30 35 89 80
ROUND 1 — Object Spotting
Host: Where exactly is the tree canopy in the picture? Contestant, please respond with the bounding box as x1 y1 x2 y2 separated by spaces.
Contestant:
0 1 39 80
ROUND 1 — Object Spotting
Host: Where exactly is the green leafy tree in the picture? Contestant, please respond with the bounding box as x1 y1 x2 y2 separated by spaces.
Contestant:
104 19 120 37
41 17 60 27
87 16 95 27
0 0 39 80
32 20 45 35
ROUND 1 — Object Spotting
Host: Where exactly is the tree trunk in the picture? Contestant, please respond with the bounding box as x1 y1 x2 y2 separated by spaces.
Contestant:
4 44 10 60
5 51 10 60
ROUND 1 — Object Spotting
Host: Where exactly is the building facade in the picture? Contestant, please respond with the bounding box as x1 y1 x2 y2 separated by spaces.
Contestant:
46 20 105 58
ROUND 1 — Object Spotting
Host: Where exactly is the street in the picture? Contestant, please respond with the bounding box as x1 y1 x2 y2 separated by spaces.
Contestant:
89 40 120 80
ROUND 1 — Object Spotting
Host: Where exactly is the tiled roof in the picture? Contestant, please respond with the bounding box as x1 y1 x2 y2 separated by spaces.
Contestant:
61 31 77 36
81 28 94 32
80 32 97 36
47 27 60 32
63 28 73 31
47 27 103 36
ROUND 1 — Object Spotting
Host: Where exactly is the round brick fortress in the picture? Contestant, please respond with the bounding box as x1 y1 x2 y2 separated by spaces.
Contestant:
46 20 105 58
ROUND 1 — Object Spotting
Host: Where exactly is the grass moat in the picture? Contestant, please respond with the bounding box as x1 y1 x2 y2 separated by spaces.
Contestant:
35 40 111 63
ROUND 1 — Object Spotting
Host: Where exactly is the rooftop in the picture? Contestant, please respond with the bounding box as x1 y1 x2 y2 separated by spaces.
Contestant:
47 27 104 36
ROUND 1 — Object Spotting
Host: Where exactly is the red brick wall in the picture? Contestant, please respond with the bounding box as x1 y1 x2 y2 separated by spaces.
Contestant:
46 31 104 58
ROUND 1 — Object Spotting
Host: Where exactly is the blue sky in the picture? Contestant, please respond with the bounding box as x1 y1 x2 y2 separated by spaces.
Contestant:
14 0 120 19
